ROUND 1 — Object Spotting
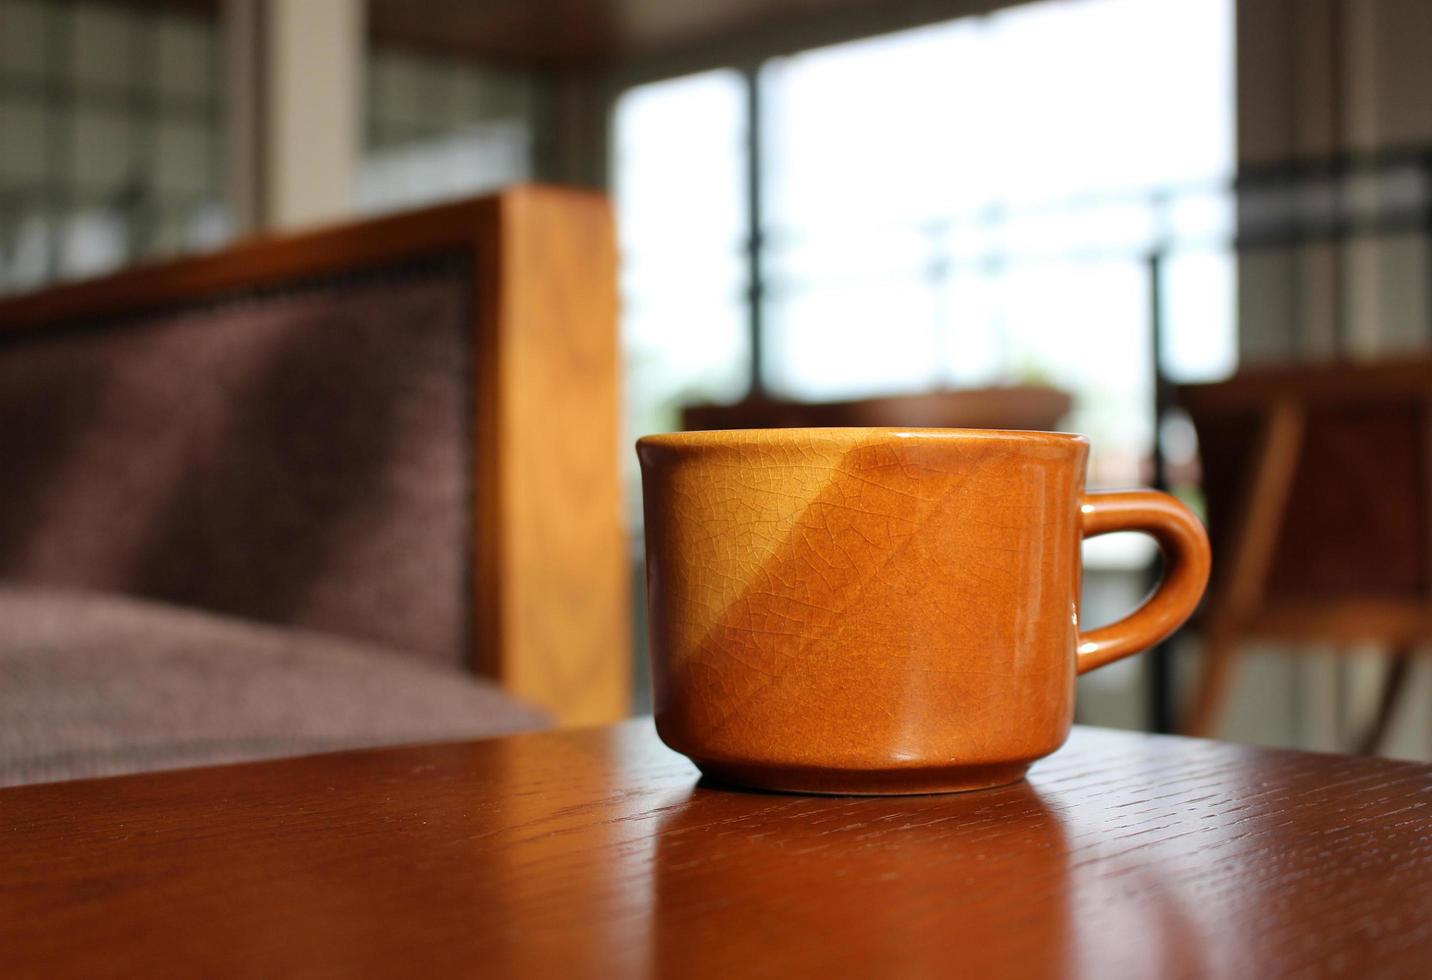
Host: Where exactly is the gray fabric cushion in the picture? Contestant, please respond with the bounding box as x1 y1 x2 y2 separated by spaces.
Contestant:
0 588 546 788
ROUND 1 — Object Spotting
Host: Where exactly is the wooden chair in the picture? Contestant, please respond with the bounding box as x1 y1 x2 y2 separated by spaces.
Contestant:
1176 358 1431 750
0 187 628 727
683 386 1073 433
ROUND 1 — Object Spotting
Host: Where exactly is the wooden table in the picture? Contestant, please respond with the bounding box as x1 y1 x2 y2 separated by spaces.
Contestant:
3 721 1429 978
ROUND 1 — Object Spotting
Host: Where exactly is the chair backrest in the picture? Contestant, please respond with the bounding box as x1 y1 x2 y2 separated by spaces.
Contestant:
1177 359 1432 612
682 386 1073 433
0 188 628 725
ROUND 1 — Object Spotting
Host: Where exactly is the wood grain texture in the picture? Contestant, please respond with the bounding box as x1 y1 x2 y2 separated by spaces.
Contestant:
4 721 1426 979
488 189 629 724
0 187 629 725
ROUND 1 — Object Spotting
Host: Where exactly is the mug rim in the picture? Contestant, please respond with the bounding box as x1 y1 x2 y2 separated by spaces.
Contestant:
637 427 1090 454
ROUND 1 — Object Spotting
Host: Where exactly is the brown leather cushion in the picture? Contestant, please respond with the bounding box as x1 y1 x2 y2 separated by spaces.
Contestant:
0 588 546 788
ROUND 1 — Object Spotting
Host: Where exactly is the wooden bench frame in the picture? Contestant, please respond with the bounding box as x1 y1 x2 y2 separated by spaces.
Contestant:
0 187 630 725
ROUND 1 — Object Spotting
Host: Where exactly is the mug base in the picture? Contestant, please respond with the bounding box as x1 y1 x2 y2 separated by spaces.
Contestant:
691 758 1031 797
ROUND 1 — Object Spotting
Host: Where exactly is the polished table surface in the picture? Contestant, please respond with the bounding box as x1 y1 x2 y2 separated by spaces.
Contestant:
2 720 1429 979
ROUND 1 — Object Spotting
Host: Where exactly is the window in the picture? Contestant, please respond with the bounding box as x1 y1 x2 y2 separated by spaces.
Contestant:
613 70 750 514
614 0 1235 510
0 0 227 292
360 48 541 214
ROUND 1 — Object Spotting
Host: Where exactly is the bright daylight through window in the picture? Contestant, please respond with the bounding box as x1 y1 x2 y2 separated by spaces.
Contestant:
615 0 1235 526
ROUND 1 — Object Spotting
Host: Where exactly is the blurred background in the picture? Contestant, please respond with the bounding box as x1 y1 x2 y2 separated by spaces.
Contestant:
2 0 1429 765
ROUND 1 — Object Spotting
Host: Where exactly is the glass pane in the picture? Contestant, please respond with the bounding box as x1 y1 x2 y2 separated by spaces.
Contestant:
0 4 227 292
1162 249 1238 383
613 69 749 520
67 107 133 193
0 94 47 184
71 2 133 94
759 0 1234 505
0 0 48 80
155 120 214 197
156 17 216 102
614 69 749 424
361 48 538 212
765 225 942 397
370 51 427 134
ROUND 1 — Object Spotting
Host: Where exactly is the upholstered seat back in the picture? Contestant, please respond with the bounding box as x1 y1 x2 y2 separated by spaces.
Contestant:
1180 359 1431 605
0 189 629 725
0 258 474 668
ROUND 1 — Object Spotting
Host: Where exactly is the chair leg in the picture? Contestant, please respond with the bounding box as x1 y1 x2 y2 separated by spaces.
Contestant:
1181 630 1239 738
1354 648 1415 756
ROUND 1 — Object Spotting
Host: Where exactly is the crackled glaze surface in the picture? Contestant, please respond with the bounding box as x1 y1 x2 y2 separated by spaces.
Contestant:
638 428 1209 794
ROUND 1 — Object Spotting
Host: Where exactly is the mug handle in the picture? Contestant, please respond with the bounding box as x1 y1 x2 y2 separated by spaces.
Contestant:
1077 491 1212 675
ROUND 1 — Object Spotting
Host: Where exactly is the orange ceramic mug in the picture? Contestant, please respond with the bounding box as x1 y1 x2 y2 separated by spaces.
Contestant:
637 428 1211 795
